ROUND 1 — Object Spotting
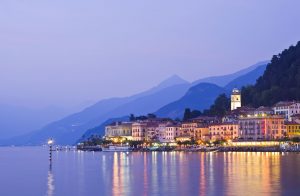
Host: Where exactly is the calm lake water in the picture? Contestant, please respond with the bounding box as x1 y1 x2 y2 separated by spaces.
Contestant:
0 147 299 196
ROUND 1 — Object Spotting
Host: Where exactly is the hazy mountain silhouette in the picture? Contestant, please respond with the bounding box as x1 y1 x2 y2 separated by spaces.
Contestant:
1 76 189 145
1 61 268 145
193 61 269 87
155 83 225 118
224 64 267 91
0 104 71 139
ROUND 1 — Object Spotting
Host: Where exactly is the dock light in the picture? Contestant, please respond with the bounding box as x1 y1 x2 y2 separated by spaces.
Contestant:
48 138 54 145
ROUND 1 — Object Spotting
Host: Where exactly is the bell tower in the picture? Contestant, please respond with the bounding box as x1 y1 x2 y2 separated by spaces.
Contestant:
231 88 241 110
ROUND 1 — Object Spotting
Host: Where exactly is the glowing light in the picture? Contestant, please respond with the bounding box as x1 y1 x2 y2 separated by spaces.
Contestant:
48 138 54 145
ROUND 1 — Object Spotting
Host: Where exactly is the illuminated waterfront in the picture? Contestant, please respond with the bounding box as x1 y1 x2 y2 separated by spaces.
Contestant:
0 147 299 195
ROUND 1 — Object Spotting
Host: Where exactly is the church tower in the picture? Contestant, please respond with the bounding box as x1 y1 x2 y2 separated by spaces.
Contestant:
231 88 241 110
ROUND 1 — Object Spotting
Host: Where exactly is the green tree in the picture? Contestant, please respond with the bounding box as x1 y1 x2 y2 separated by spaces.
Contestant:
242 41 300 107
205 93 230 116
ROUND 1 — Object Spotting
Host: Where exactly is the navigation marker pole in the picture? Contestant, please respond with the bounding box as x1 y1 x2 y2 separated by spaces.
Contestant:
48 138 54 166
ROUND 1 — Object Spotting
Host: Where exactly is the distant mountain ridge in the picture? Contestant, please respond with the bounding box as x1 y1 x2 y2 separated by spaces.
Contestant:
0 76 190 145
193 61 269 87
0 61 268 145
155 83 225 118
224 64 267 91
78 61 268 139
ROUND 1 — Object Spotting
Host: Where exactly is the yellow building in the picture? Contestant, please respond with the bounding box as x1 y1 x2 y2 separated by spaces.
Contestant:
194 127 209 141
285 121 300 138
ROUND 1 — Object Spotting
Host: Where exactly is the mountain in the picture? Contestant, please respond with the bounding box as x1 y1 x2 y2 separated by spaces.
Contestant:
193 61 269 87
1 76 190 145
155 83 225 118
78 116 129 143
0 104 71 139
2 60 268 145
224 64 267 91
154 63 269 119
78 62 268 140
242 41 300 107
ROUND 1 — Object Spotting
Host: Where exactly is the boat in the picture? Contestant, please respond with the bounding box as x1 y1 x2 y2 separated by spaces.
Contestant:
147 146 159 151
102 145 132 152
205 147 219 152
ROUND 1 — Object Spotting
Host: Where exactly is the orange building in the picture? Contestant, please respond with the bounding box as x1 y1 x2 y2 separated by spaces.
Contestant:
180 122 200 139
194 127 209 141
208 123 239 141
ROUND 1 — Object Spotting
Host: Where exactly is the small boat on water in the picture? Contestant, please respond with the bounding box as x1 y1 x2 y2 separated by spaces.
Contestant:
102 145 132 152
206 147 219 152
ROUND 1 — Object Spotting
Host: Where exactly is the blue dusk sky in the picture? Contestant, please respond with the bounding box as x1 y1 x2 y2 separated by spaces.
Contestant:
1 0 300 109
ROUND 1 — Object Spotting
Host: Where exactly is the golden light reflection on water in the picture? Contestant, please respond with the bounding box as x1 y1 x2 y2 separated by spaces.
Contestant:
112 152 131 195
224 152 281 196
107 152 294 196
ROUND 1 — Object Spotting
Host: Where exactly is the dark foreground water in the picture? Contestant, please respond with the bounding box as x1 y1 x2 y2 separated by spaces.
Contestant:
0 147 300 196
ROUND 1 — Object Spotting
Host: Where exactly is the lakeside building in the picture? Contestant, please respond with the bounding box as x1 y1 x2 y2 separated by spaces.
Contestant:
160 123 181 143
273 101 300 121
285 121 300 138
144 122 160 141
131 118 175 141
231 88 241 111
105 122 133 141
208 123 239 141
179 116 220 140
132 122 147 141
194 127 209 141
223 106 256 123
238 115 286 140
103 88 300 143
180 122 200 139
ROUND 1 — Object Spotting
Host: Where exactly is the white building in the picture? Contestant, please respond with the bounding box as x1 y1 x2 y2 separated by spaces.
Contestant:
105 122 133 140
162 124 181 142
273 101 300 121
231 88 241 111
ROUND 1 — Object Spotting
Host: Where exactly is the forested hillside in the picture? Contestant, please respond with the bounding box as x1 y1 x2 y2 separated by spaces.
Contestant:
242 41 300 107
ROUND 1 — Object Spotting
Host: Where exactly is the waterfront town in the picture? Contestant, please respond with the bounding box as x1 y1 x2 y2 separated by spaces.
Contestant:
95 88 300 151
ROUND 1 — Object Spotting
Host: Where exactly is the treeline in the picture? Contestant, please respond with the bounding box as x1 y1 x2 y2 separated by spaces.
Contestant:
184 41 300 119
129 113 157 121
183 93 230 120
242 41 300 107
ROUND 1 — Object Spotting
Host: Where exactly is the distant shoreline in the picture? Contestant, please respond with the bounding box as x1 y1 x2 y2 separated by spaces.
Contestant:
77 146 300 153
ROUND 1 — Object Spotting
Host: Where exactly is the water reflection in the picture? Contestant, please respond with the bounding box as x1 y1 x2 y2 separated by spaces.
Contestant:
108 152 294 195
47 164 55 196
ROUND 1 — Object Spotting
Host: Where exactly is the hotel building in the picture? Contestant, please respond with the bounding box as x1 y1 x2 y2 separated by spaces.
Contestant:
238 115 285 140
105 122 133 140
208 123 239 141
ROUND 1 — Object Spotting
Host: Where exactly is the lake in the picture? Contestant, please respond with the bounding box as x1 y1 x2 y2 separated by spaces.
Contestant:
0 147 299 196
